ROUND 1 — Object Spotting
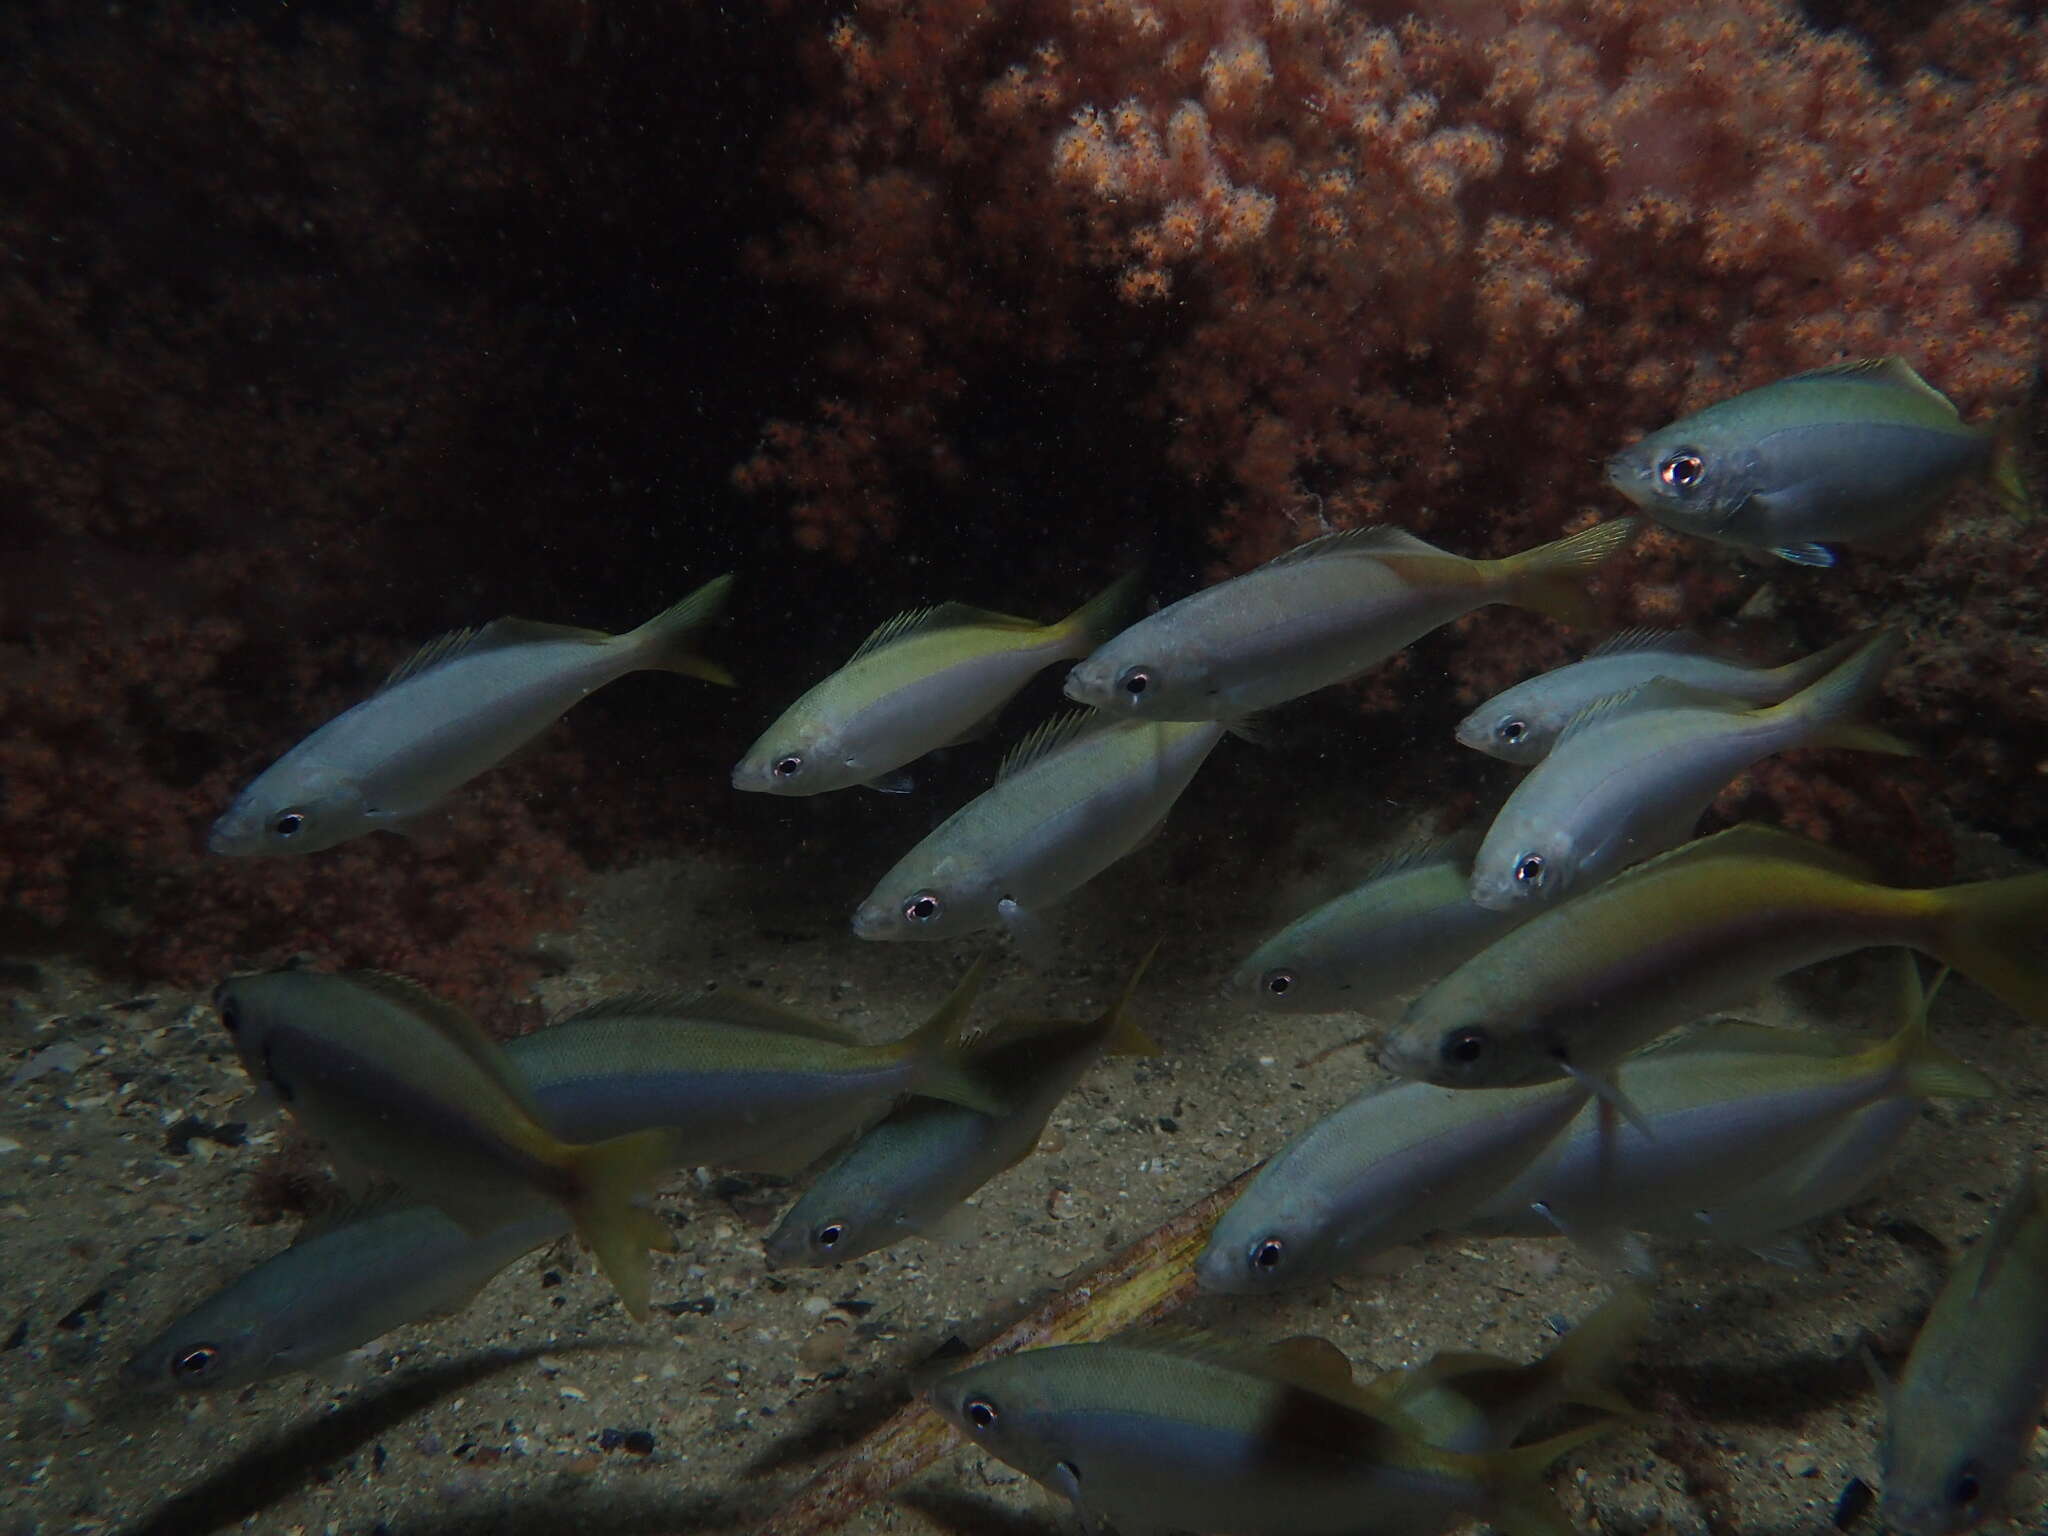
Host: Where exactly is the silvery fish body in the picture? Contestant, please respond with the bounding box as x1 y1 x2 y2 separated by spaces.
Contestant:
1229 836 1528 1014
504 963 998 1174
1604 358 2032 567
1196 1075 1588 1295
731 575 1137 796
1062 519 1636 721
210 575 732 855
1462 970 1990 1251
852 713 1226 944
1882 1171 2048 1536
1455 629 1871 766
764 964 1155 1265
1468 627 1907 912
122 1200 564 1393
930 1338 1599 1536
1377 824 2048 1092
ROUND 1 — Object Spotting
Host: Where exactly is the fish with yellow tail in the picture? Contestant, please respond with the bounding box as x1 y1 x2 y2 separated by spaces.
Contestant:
215 970 676 1320
1063 518 1637 721
1378 824 2048 1100
1878 1169 2048 1535
1605 357 2034 567
733 572 1140 796
210 574 733 855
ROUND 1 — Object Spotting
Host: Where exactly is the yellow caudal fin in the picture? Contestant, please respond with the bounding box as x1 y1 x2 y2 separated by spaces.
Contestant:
1103 944 1162 1057
1497 518 1639 630
1858 952 1997 1102
1485 1419 1624 1536
1987 410 2037 521
627 573 736 685
1056 570 1146 655
1926 870 2048 1029
1527 1284 1651 1417
567 1128 679 1320
1766 626 1916 755
901 955 1005 1115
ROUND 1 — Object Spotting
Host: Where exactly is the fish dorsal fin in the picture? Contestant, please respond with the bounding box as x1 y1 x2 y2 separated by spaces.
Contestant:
847 602 1038 663
1783 357 1952 410
1552 676 1748 750
1262 525 1449 570
1972 1169 2048 1301
377 617 610 693
1586 628 1706 660
554 989 859 1044
1614 822 1876 887
343 971 537 1107
997 710 1108 781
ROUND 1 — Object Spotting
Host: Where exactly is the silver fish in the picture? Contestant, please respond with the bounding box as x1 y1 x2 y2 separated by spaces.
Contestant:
1229 834 1529 1015
1196 1074 1588 1295
851 712 1227 948
930 1333 1611 1536
122 1199 564 1393
1062 519 1636 721
763 952 1156 1266
1605 357 2034 567
1455 629 1874 765
1880 1169 2048 1535
732 573 1139 796
1467 627 1909 911
210 574 733 855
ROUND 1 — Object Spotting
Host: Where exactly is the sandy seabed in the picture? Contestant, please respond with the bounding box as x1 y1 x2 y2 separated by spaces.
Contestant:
4 828 2046 1536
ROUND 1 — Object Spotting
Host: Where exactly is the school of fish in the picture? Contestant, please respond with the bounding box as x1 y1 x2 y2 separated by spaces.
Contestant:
134 358 2048 1533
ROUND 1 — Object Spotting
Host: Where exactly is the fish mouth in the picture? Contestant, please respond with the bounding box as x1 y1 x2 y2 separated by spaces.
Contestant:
849 902 894 940
1060 667 1098 705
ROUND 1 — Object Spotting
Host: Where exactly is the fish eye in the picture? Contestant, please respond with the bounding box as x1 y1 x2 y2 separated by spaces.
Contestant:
1261 969 1294 997
1498 719 1527 745
1443 1027 1490 1065
272 810 306 838
772 755 803 778
1948 1463 1983 1507
1056 1459 1082 1484
1117 666 1152 698
1658 451 1705 490
172 1344 221 1379
1514 853 1547 888
964 1396 999 1431
903 891 943 925
1251 1237 1285 1271
814 1222 845 1249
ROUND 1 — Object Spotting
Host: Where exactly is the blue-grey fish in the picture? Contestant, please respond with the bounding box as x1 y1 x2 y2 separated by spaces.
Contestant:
851 713 1227 948
122 1198 565 1393
1462 958 1992 1261
1195 1074 1588 1295
210 575 733 855
1378 825 2048 1096
503 960 1002 1173
216 970 675 1318
732 573 1139 796
1229 834 1530 1015
1605 358 2034 567
1455 629 1873 765
1062 518 1636 721
1467 627 1910 912
763 950 1157 1266
1879 1168 2048 1535
930 1332 1614 1536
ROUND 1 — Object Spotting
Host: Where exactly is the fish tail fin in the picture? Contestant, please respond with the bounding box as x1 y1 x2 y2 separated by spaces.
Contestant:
1497 517 1639 629
1103 944 1162 1057
1987 409 2037 521
1925 870 2048 1028
903 954 1005 1114
1859 951 1997 1101
1484 1420 1622 1536
625 573 736 684
1762 627 1884 696
1055 571 1146 655
1531 1284 1651 1415
565 1128 678 1321
1766 625 1916 754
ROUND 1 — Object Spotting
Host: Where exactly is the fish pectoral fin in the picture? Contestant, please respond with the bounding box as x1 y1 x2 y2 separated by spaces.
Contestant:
997 897 1060 967
1557 1058 1654 1140
1742 1231 1820 1271
1769 542 1838 567
861 770 917 795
